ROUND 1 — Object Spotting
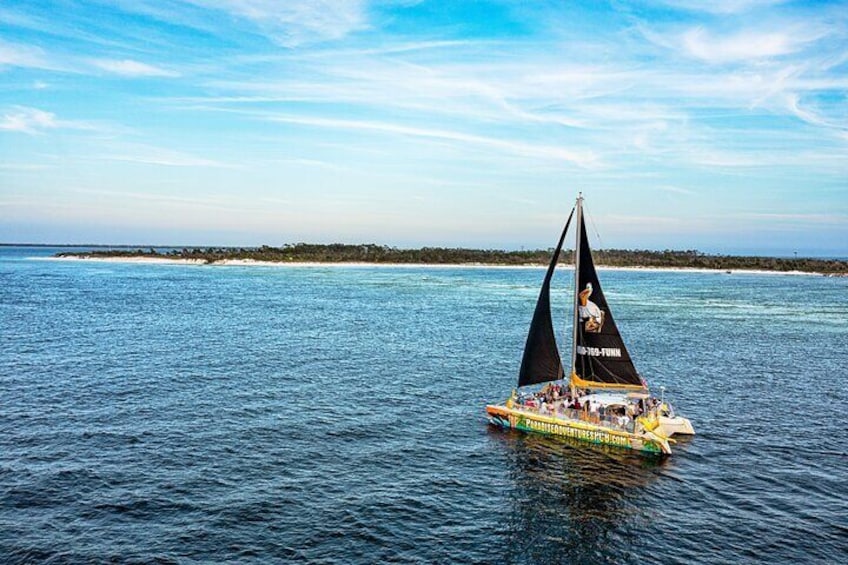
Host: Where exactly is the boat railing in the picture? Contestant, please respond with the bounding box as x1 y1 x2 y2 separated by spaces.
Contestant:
511 403 635 433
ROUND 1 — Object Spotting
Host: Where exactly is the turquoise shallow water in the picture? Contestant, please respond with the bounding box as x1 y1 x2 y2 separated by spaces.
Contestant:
1 247 846 564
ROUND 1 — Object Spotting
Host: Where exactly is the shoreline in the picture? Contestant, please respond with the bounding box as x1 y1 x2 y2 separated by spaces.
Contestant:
46 254 831 276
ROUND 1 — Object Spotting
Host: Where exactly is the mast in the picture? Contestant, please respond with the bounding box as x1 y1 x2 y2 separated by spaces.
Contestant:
570 193 583 393
571 195 646 391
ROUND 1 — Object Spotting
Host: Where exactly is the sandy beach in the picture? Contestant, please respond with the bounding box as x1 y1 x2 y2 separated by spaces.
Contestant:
48 254 824 276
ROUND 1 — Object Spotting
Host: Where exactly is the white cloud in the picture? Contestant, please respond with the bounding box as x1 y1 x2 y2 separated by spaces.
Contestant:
97 144 235 168
187 0 369 46
0 106 105 135
266 115 600 167
656 185 696 196
91 59 179 77
654 0 789 15
681 27 812 63
0 40 43 67
74 188 237 210
783 93 841 129
686 147 847 171
0 40 65 71
639 16 835 66
0 106 58 134
197 60 648 131
155 15 848 185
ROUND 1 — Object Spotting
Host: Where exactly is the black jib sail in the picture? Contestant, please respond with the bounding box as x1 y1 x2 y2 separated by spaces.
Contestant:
572 213 645 390
517 207 575 387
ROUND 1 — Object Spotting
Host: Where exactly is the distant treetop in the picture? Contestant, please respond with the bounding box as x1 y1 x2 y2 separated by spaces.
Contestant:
55 244 847 274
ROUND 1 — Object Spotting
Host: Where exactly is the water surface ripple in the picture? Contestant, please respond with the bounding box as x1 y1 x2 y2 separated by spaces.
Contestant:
1 248 846 563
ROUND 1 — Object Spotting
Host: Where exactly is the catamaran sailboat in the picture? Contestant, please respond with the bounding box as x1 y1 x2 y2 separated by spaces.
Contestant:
486 194 694 455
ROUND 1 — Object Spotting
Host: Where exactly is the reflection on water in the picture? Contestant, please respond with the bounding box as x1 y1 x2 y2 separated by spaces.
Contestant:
491 428 668 564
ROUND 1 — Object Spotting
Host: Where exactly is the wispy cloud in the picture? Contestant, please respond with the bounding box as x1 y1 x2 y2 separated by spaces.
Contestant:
0 40 65 71
735 212 847 225
173 44 844 177
0 106 103 134
91 58 179 77
686 146 848 171
266 115 600 167
783 93 843 130
655 185 696 196
1 40 179 78
0 163 50 171
185 0 369 46
679 27 825 64
96 144 235 168
74 187 237 209
655 1 790 15
266 157 354 173
0 106 58 134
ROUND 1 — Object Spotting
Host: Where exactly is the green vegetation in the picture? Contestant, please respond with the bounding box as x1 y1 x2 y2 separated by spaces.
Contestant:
55 244 847 274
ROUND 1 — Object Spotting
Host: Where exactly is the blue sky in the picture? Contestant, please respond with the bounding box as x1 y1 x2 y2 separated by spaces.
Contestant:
1 0 846 255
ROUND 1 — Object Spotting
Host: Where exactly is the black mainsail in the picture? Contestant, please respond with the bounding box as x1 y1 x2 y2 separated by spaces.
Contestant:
516 208 574 387
571 204 645 390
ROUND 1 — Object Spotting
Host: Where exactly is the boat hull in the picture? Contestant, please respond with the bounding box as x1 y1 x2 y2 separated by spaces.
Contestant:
657 415 695 436
486 404 672 455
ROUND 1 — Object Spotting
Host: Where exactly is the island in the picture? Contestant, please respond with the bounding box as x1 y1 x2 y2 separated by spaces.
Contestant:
54 244 847 275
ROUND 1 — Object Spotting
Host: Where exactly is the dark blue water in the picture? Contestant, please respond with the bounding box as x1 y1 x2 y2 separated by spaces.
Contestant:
1 247 846 564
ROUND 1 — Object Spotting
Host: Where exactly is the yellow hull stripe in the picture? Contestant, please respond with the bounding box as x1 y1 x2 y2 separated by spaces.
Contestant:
486 404 669 453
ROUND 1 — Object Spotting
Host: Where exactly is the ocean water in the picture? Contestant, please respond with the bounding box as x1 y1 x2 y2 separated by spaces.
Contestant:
1 247 846 564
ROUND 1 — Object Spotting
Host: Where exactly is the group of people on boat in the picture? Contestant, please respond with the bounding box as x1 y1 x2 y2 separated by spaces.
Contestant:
511 383 666 433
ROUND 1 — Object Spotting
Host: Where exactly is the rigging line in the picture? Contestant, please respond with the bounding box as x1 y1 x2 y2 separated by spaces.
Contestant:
591 357 628 384
559 203 577 264
586 207 603 250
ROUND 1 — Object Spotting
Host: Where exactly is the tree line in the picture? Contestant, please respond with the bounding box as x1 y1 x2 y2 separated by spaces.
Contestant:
56 244 847 274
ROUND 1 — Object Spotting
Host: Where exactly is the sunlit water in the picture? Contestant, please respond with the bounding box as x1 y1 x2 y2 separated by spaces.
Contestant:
1 247 846 564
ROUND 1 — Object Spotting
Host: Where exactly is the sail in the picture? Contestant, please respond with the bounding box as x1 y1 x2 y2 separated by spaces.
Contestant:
517 208 574 388
572 214 646 390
